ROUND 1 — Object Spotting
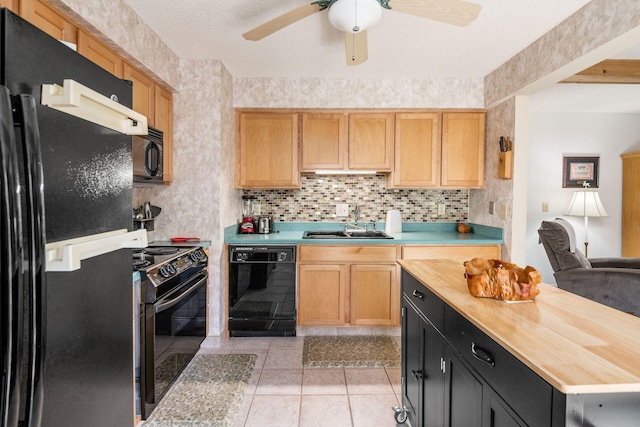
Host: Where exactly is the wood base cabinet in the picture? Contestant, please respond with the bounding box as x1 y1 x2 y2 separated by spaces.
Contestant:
298 245 399 327
622 152 640 256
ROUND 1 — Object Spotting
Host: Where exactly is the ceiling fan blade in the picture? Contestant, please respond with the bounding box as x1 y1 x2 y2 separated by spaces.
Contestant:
243 3 322 41
345 31 368 66
389 0 481 27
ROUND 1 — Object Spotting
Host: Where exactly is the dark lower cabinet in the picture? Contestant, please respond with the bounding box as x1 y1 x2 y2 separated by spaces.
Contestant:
401 266 640 427
483 388 527 427
444 345 482 427
401 270 539 427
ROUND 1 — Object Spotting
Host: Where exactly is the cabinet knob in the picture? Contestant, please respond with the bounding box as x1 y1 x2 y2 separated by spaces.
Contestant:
412 289 425 300
411 369 423 381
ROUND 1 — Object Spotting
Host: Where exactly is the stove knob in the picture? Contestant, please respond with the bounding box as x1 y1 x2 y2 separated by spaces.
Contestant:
190 249 205 262
166 264 176 274
159 267 170 278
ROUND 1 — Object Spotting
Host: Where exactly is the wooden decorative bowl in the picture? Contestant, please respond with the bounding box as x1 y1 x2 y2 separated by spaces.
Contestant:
463 258 541 301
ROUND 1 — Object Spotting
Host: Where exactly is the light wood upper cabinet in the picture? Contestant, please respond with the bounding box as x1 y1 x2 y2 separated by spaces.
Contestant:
441 112 485 188
300 111 394 172
236 111 300 189
348 112 394 171
155 85 173 183
301 112 347 171
389 111 485 189
1 0 19 13
77 30 123 78
20 0 76 43
124 63 155 124
388 112 441 188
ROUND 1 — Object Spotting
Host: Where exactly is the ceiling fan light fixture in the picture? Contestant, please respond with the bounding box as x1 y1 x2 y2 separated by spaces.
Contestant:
328 0 382 34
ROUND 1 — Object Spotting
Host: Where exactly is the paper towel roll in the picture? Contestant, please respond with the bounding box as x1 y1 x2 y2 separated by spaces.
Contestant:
385 210 402 234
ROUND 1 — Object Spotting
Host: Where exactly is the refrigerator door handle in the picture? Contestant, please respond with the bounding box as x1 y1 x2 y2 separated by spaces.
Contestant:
14 93 46 427
40 79 148 136
0 86 23 427
44 229 148 272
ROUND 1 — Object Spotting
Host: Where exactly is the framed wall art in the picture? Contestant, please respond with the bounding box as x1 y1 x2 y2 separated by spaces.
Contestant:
562 156 599 188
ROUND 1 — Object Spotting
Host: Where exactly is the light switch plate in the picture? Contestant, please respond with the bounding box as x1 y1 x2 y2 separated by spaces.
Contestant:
336 204 349 217
438 204 446 216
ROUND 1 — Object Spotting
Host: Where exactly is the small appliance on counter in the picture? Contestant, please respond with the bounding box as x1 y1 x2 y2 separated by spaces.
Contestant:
240 195 260 234
257 215 273 234
385 210 402 234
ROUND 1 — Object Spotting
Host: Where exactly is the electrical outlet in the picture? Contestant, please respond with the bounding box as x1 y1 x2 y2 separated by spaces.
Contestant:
542 202 549 212
438 204 446 216
500 204 507 219
489 202 495 215
336 204 349 217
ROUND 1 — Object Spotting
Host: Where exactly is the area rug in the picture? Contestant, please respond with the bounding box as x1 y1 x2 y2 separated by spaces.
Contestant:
303 336 400 368
144 353 257 427
155 353 194 400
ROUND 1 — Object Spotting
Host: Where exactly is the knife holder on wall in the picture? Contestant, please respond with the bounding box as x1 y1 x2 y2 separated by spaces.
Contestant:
498 151 513 179
498 136 513 180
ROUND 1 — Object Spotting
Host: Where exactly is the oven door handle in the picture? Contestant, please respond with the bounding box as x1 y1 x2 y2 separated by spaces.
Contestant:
155 270 208 313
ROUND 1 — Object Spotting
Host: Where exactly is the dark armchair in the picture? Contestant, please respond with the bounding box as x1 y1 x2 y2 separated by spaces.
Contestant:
538 218 640 315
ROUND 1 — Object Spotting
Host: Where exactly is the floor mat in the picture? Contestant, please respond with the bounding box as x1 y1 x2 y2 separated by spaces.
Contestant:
303 336 400 368
144 353 257 427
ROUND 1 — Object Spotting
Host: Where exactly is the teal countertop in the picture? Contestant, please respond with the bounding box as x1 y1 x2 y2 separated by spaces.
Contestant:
224 222 503 245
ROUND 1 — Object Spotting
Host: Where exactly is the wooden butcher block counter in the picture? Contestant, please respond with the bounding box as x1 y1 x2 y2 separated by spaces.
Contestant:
399 258 640 427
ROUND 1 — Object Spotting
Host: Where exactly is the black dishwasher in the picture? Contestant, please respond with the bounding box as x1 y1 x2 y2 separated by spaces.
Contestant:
228 245 296 336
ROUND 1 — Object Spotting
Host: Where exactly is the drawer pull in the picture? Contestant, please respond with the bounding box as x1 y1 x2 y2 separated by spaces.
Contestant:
411 369 423 381
471 342 495 367
412 289 425 300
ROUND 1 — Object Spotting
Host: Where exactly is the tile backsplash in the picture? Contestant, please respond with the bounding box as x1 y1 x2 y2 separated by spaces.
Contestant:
243 174 468 223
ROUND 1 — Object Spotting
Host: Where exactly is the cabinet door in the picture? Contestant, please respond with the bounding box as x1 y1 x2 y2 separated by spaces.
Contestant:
350 264 398 326
124 63 155 125
236 112 300 189
298 264 347 325
348 112 394 171
20 0 77 44
0 0 19 13
388 112 441 188
77 30 123 77
301 112 347 171
622 153 640 256
441 112 485 188
483 389 527 427
155 85 173 183
402 302 424 427
444 345 483 427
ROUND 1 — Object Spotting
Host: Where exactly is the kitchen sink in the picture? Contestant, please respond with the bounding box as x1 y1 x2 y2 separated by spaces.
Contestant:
302 230 393 239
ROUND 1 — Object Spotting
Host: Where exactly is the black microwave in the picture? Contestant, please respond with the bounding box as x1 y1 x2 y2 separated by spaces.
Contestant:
133 126 164 184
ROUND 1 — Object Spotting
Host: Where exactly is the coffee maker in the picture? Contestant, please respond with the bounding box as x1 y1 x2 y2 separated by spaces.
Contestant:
240 195 259 234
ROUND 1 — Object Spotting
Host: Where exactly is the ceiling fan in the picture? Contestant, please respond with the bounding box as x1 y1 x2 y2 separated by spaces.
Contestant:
242 0 482 66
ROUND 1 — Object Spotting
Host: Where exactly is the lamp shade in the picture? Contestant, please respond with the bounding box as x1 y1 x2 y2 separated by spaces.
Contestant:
564 191 608 218
328 0 382 33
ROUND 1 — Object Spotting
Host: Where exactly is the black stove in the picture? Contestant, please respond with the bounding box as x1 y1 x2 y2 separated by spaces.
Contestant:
134 246 207 303
135 245 209 419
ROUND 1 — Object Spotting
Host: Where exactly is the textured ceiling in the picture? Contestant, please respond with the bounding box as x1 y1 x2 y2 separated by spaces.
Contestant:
121 0 594 79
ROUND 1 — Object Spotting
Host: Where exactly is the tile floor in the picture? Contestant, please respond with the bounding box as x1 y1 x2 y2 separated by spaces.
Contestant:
197 336 403 427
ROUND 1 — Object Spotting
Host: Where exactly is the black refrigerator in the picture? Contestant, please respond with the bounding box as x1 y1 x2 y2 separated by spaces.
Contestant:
0 9 147 427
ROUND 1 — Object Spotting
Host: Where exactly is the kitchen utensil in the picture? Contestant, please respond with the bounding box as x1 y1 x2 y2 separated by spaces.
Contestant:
170 237 200 242
144 201 152 219
150 205 162 217
257 216 273 234
240 195 257 234
385 210 402 234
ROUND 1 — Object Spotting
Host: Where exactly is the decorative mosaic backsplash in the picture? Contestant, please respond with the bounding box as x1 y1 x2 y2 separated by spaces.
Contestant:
243 174 468 223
